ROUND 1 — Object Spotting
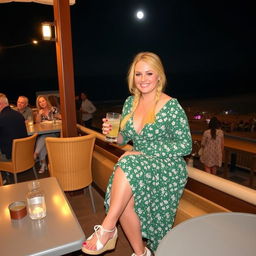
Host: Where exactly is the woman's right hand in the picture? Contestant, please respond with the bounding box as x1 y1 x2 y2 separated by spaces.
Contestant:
102 118 112 135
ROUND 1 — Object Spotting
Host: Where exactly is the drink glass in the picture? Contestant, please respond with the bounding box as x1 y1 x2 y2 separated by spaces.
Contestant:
105 112 121 143
52 113 57 125
27 115 34 127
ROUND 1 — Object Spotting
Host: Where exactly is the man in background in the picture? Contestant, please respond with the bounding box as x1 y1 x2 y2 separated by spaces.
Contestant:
0 93 27 184
16 95 33 121
80 92 96 128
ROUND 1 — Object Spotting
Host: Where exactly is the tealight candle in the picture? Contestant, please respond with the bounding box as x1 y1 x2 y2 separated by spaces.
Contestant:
33 206 43 215
9 201 27 220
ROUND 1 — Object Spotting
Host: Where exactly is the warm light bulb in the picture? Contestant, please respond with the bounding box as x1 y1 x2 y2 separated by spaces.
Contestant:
42 23 52 40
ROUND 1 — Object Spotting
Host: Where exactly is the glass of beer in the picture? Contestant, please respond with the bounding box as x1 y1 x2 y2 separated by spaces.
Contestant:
105 112 121 143
27 115 34 127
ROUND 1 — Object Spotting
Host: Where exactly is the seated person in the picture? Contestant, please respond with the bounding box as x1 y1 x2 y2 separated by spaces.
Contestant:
0 93 27 184
80 92 96 128
34 95 61 174
48 95 60 111
16 95 33 121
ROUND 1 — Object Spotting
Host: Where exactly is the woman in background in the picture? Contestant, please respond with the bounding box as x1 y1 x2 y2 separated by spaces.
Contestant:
34 95 61 173
200 116 224 174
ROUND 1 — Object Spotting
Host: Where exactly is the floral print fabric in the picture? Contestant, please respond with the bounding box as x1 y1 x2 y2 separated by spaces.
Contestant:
40 106 59 122
104 96 192 251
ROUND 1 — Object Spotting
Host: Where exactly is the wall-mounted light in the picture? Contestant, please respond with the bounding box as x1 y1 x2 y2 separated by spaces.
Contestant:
42 22 56 41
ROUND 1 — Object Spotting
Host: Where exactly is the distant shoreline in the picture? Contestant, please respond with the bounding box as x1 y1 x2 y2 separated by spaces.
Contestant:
93 92 256 115
179 93 256 115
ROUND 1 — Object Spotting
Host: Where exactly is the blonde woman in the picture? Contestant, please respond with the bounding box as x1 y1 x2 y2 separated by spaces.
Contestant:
35 95 61 123
34 95 61 173
82 52 192 256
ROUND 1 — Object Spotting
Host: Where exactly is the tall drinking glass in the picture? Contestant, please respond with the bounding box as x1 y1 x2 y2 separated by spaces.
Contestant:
105 112 121 143
27 115 34 127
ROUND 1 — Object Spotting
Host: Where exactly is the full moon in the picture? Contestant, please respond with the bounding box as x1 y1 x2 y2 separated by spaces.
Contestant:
136 10 144 20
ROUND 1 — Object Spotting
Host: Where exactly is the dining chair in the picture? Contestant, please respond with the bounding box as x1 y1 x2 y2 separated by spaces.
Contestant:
0 133 38 183
45 134 96 213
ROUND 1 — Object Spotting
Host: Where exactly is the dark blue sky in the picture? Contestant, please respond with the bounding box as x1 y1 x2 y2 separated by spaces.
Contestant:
0 0 255 103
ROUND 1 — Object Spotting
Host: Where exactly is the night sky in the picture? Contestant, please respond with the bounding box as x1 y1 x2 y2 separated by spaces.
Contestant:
0 0 255 104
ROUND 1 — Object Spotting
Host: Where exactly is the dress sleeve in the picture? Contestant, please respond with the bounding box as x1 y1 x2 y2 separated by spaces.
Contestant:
119 96 133 145
52 107 59 114
87 100 96 113
164 101 192 157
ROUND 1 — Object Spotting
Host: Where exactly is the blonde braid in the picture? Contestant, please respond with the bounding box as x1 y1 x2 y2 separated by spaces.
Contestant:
120 90 140 130
142 83 162 125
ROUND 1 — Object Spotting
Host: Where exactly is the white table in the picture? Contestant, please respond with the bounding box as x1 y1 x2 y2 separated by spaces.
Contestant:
156 212 256 256
0 177 85 256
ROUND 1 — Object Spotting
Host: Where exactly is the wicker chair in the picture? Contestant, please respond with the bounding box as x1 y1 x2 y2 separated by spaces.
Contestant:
0 133 38 183
45 134 96 213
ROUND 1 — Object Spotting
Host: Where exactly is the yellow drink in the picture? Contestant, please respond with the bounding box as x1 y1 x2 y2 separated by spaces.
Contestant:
106 112 121 142
28 120 34 126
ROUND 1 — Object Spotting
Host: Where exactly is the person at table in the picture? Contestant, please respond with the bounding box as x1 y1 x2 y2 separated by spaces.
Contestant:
80 92 96 128
48 95 60 111
35 95 61 123
34 95 61 174
0 93 27 184
200 116 224 175
16 95 33 121
82 52 192 255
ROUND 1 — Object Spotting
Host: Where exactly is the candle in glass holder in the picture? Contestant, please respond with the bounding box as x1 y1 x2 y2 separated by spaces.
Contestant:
29 205 45 220
26 181 46 220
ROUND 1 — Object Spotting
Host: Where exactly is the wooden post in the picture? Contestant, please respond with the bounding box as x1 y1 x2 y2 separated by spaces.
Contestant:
53 0 77 137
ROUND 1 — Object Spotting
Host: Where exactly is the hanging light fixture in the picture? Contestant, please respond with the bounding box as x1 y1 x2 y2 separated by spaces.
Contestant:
42 22 56 41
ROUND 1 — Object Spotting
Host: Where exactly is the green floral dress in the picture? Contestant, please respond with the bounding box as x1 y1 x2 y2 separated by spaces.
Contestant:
104 96 192 251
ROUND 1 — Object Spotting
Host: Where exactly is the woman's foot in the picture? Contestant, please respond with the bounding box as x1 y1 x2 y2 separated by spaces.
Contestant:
82 225 118 255
132 247 152 256
38 161 47 174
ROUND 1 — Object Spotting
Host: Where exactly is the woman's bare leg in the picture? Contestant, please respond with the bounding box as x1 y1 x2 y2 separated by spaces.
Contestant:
119 196 145 255
84 166 133 250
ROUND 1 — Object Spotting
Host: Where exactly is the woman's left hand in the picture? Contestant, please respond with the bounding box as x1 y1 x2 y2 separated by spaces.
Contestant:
118 151 142 161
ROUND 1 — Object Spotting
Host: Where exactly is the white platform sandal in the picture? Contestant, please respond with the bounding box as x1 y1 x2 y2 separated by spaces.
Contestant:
82 225 118 255
132 247 152 256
